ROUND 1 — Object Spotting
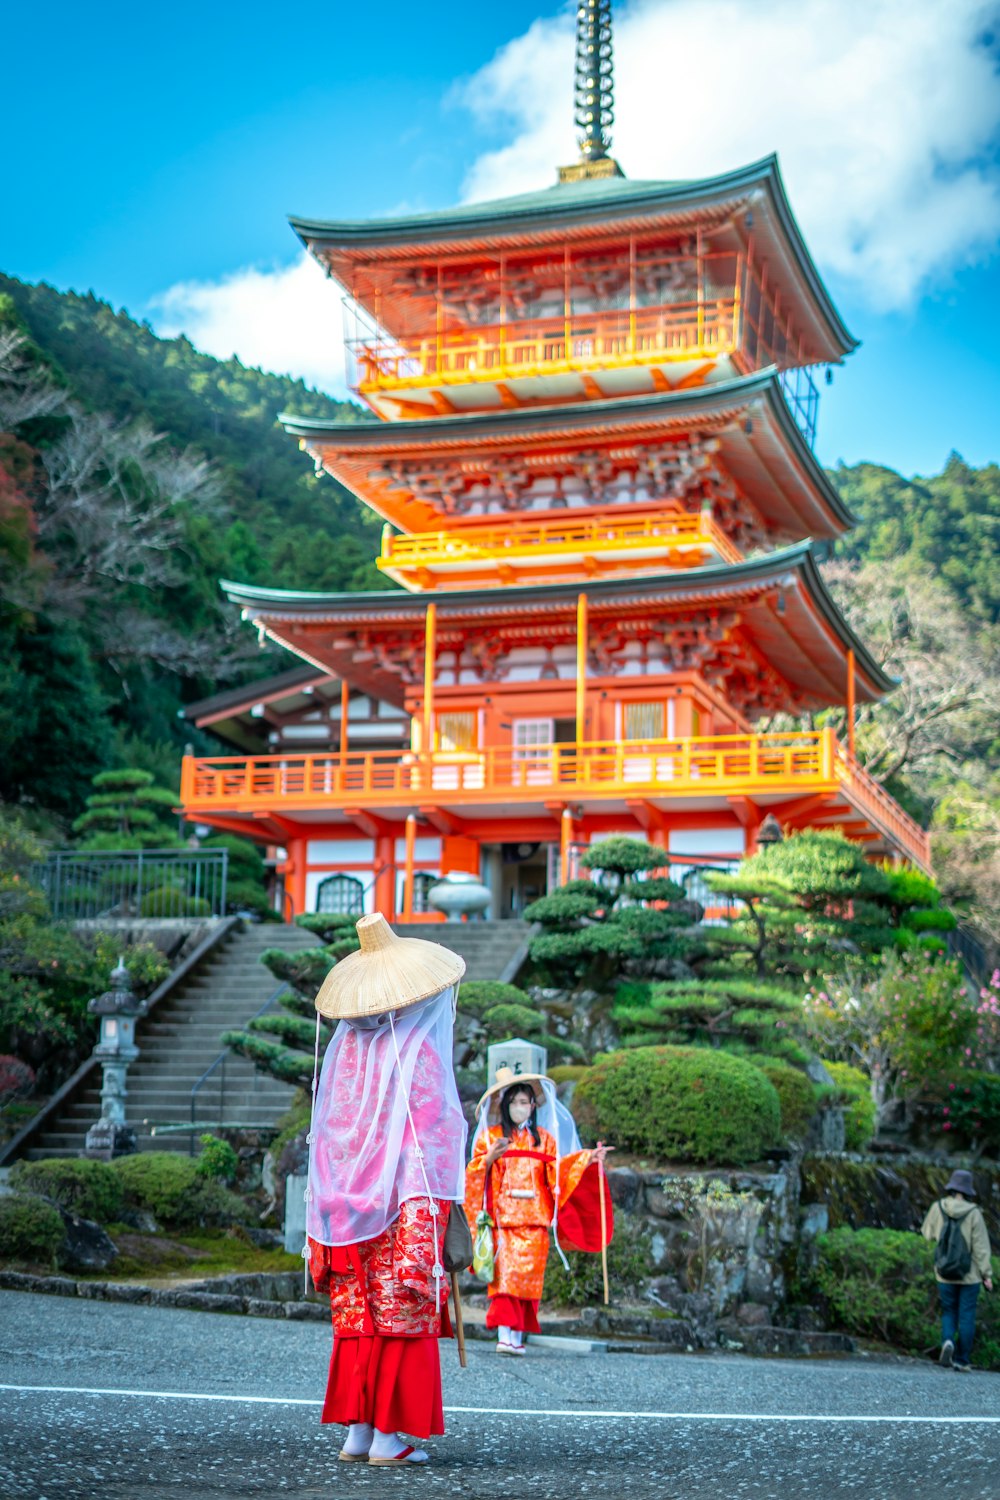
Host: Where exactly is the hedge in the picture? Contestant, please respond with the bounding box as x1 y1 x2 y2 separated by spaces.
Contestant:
458 981 531 1016
0 1193 65 1265
112 1152 249 1229
573 1045 782 1164
10 1157 124 1224
747 1057 818 1141
810 1226 1000 1369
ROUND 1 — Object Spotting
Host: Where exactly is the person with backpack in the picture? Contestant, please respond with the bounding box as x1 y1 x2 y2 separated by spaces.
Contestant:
921 1169 994 1371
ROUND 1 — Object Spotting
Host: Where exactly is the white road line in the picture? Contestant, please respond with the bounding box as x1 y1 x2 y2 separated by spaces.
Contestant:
1 1385 998 1423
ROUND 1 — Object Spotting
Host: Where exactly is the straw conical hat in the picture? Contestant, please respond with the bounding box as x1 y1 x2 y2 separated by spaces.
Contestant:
314 912 466 1020
476 1064 548 1117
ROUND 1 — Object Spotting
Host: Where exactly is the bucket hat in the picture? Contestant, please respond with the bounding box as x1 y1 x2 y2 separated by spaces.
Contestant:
313 912 465 1020
944 1168 977 1198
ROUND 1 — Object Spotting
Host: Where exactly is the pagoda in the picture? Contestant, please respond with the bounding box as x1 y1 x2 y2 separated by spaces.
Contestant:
180 0 930 919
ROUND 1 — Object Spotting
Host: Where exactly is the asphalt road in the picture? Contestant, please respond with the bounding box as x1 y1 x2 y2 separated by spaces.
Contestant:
1 1292 999 1499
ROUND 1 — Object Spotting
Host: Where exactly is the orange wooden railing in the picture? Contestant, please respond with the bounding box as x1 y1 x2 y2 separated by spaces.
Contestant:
347 249 801 395
378 511 742 576
180 731 930 869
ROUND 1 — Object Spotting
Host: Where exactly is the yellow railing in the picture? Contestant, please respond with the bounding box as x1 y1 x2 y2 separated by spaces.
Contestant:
351 300 739 391
180 730 930 869
835 745 931 869
378 511 743 579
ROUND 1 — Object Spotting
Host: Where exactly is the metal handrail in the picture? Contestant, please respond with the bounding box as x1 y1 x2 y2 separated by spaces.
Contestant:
188 980 290 1154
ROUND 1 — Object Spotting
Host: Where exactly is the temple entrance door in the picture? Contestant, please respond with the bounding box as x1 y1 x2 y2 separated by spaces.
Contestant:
484 841 555 918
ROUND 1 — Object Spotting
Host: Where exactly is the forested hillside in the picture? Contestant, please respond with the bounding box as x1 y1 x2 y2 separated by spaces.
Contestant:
0 276 380 815
0 274 997 936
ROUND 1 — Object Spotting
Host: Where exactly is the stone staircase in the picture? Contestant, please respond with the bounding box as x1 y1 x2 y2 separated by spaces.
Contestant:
26 922 317 1160
392 920 531 984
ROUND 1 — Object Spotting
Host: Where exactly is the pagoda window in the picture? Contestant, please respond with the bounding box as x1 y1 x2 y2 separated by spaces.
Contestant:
437 710 478 752
624 702 666 741
511 718 556 786
316 873 365 915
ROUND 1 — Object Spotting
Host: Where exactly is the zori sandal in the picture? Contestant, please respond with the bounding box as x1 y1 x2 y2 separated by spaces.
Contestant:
368 1446 429 1466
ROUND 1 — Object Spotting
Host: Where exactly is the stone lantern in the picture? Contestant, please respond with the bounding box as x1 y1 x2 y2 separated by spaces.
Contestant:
84 959 146 1159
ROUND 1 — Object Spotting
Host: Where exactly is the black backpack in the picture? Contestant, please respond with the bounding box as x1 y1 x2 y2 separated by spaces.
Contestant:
935 1202 973 1281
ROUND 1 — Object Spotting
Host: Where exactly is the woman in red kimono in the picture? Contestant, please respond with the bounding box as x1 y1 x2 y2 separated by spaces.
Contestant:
464 1065 612 1353
305 913 467 1467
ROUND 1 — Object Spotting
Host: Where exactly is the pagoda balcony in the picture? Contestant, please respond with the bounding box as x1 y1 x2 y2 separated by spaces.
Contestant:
345 248 819 435
377 511 743 590
180 730 930 871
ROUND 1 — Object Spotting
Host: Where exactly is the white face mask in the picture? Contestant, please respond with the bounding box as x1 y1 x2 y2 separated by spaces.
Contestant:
508 1096 534 1127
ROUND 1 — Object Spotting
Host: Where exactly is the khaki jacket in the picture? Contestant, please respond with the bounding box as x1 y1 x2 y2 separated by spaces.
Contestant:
921 1195 993 1284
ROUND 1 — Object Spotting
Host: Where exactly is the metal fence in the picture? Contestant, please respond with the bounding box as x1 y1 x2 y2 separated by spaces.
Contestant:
948 925 996 990
34 848 228 922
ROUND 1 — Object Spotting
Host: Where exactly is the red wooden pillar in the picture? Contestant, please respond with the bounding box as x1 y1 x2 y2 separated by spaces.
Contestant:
285 837 307 918
374 832 396 920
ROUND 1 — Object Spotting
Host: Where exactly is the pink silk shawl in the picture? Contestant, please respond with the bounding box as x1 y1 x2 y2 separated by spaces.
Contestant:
306 985 466 1248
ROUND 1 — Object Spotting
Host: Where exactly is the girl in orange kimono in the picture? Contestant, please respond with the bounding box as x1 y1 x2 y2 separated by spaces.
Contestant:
464 1066 612 1354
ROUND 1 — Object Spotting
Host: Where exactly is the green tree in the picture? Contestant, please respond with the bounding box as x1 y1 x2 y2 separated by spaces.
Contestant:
72 769 182 850
526 837 695 989
705 831 900 980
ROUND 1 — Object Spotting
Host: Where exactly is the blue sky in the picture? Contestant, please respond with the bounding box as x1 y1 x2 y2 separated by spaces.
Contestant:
4 0 1000 476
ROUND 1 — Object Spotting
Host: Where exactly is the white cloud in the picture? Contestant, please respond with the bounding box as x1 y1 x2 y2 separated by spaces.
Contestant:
458 0 1000 309
148 254 348 395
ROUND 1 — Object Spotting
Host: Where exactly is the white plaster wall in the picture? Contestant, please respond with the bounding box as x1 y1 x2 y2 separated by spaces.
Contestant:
307 838 375 865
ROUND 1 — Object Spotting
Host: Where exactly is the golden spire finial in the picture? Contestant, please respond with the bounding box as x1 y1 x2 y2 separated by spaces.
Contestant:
559 0 624 182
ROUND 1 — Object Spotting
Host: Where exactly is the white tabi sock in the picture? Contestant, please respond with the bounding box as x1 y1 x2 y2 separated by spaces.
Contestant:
510 1329 523 1347
371 1428 428 1462
342 1422 373 1456
497 1325 513 1345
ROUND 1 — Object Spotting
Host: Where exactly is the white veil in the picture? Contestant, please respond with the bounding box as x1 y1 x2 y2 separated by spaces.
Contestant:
470 1076 580 1269
305 985 467 1251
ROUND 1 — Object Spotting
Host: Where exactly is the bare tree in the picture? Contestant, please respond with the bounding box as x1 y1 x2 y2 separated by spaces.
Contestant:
0 330 67 430
821 558 999 789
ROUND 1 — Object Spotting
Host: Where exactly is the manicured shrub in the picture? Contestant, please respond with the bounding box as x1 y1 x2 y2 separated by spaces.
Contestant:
0 1193 65 1266
138 887 212 918
196 1134 239 1183
10 1157 123 1223
747 1057 818 1141
573 1045 781 1165
810 1227 1000 1368
112 1151 248 1228
458 981 531 1017
823 1060 877 1150
481 1003 545 1041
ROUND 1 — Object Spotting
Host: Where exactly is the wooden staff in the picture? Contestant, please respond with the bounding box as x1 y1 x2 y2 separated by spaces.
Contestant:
598 1148 610 1306
451 1272 468 1368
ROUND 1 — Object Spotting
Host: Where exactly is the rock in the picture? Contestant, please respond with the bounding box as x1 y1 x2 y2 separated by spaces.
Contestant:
246 1298 286 1318
807 1106 846 1153
244 1227 284 1251
119 1207 159 1234
284 1300 327 1321
606 1167 642 1212
58 1208 118 1272
735 1302 771 1328
805 1059 835 1088
799 1203 829 1239
786 1304 827 1333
